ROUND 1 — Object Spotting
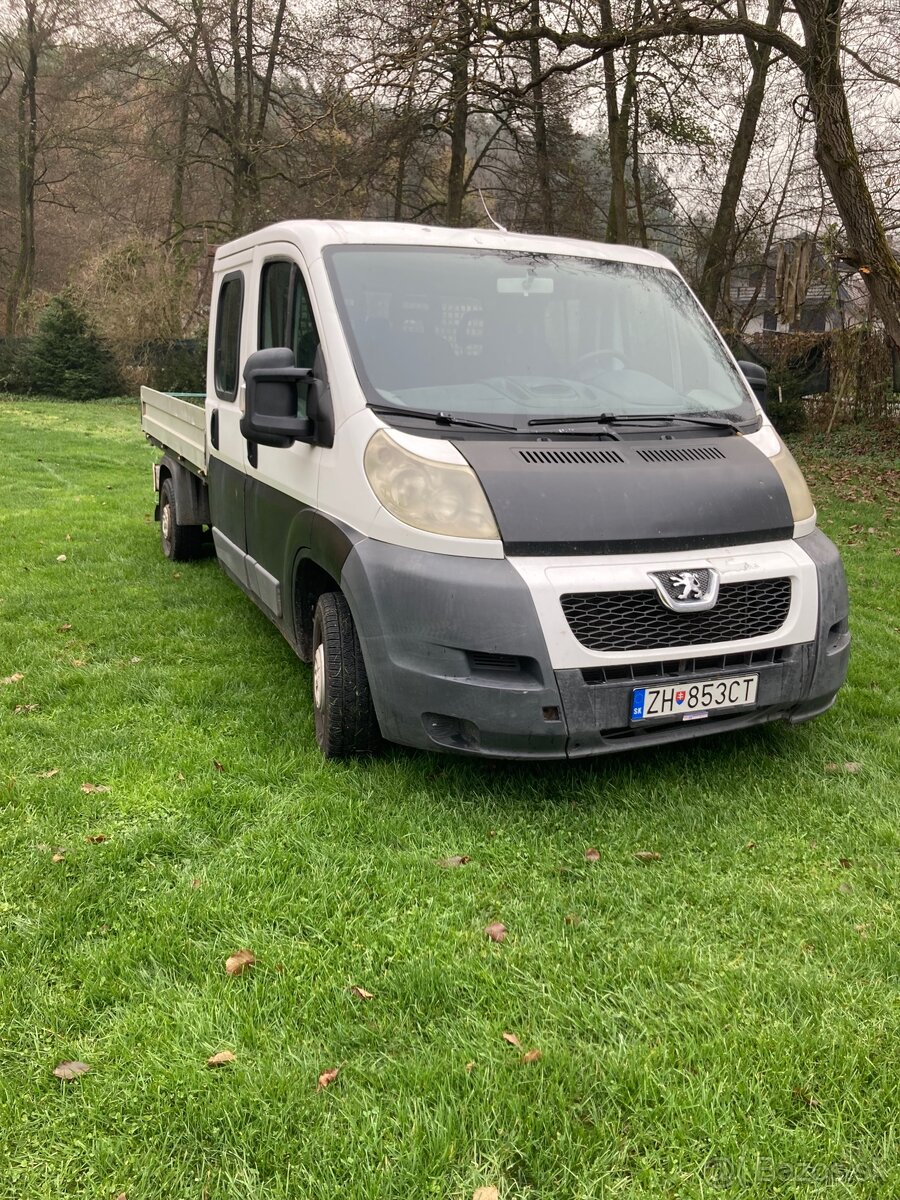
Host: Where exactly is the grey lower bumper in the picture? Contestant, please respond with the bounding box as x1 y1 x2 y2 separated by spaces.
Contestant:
340 530 849 760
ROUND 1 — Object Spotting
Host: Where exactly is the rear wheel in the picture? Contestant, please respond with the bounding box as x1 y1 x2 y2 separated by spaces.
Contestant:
312 592 380 758
159 477 203 561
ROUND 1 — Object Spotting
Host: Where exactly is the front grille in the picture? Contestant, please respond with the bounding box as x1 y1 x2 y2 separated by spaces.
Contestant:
582 646 788 685
561 578 792 652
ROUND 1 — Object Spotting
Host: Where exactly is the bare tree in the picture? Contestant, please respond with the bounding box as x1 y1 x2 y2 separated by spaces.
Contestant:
482 0 900 346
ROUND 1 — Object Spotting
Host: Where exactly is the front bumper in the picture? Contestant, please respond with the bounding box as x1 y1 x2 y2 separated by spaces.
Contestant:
340 530 849 759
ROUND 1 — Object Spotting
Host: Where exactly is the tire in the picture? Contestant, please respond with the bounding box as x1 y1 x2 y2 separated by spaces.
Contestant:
312 592 381 758
159 477 203 562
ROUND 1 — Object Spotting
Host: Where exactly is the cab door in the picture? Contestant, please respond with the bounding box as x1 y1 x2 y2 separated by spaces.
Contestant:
242 245 324 620
207 256 252 562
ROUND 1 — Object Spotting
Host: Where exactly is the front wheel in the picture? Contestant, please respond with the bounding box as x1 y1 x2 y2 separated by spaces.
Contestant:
312 592 381 758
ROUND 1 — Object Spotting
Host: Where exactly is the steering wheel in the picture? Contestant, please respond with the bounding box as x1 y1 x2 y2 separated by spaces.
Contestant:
574 348 624 376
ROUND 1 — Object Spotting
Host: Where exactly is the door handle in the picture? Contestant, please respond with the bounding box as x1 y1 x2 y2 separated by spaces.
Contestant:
210 409 219 450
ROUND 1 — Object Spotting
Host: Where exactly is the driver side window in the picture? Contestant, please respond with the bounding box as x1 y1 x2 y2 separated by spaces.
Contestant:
259 259 321 369
258 259 323 417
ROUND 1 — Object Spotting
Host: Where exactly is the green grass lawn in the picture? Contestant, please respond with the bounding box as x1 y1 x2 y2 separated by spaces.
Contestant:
0 398 898 1199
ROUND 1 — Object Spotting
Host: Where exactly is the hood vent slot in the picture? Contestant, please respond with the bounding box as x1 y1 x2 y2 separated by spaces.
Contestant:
518 448 625 465
636 444 726 464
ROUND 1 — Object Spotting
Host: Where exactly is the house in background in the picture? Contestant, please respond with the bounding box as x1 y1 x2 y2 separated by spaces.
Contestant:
728 237 869 334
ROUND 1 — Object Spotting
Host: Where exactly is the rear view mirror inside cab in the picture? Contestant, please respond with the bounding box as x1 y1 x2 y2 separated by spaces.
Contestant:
496 276 554 295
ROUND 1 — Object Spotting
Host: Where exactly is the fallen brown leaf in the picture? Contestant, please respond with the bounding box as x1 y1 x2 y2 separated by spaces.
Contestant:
53 1060 90 1080
501 1031 521 1048
465 1061 475 1073
745 841 757 850
521 1049 542 1064
855 923 869 938
584 847 600 863
564 913 581 926
473 1188 499 1200
792 1087 820 1108
38 769 60 778
437 855 471 868
85 834 109 844
190 877 202 889
1 672 24 685
51 851 66 863
839 857 853 869
825 761 862 774
71 659 87 668
350 985 374 1000
485 922 507 943
317 1066 339 1091
213 760 224 772
58 623 72 632
225 949 256 976
634 851 661 863
80 783 110 794
14 704 38 714
207 1050 236 1068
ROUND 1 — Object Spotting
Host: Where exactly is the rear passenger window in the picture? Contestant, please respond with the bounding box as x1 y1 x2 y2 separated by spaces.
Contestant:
214 274 243 399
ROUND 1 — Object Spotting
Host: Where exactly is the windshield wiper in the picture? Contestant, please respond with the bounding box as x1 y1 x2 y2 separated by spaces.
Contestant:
527 412 743 431
370 404 516 433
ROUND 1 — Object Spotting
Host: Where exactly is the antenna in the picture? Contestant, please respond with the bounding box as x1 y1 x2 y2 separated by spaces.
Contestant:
478 189 507 233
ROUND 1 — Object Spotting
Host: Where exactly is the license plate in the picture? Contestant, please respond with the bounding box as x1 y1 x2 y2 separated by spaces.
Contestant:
631 674 758 722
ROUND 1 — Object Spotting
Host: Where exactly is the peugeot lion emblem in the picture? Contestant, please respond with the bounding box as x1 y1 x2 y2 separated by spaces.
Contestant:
649 567 720 612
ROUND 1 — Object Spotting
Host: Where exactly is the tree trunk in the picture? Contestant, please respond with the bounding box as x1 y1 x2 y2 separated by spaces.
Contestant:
6 3 38 337
168 28 198 250
445 1 470 226
697 0 784 318
528 0 554 234
796 0 900 349
630 90 648 248
599 0 638 244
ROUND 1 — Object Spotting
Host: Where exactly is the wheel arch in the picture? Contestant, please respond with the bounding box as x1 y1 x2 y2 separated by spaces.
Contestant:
287 513 365 661
157 454 210 527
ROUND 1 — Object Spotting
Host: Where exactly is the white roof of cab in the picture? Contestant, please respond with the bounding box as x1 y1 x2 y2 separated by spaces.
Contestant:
215 219 675 271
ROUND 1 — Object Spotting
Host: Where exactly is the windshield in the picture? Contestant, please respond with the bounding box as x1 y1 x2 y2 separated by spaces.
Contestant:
324 246 758 428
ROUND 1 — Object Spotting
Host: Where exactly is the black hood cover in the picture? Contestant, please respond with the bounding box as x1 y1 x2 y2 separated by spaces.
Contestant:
453 436 794 555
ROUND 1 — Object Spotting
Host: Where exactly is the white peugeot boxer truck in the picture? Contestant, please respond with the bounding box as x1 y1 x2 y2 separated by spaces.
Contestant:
141 221 850 760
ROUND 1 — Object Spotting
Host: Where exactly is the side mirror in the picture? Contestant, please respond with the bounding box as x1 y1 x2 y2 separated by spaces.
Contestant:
241 347 315 448
737 360 768 411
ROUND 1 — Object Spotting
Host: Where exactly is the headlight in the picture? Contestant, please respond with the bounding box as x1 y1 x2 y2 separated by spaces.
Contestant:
770 438 815 523
364 429 499 539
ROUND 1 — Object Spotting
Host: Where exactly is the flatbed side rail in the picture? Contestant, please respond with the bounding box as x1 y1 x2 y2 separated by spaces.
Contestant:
140 386 207 476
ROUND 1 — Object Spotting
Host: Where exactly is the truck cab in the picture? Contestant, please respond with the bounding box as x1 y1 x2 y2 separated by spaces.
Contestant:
143 220 850 759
